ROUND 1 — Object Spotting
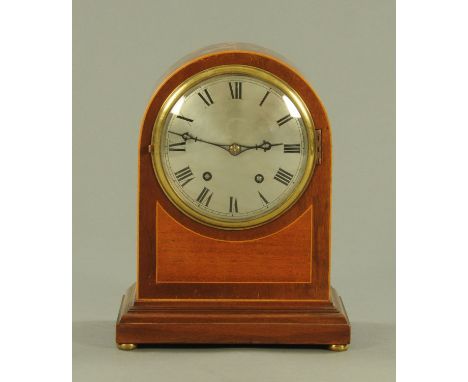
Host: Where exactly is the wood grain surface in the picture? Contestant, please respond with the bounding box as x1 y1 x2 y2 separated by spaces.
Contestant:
155 203 313 283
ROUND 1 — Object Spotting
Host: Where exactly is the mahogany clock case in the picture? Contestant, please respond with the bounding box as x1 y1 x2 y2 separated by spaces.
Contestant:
116 45 351 347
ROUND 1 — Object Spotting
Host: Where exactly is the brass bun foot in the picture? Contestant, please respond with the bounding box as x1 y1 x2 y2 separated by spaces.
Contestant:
117 343 137 351
328 344 349 352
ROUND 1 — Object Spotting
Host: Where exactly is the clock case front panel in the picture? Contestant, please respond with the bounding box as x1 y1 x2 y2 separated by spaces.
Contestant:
140 51 328 303
116 45 350 347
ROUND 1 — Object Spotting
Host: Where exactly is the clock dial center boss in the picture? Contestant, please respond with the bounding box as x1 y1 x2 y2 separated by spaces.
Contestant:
151 65 317 229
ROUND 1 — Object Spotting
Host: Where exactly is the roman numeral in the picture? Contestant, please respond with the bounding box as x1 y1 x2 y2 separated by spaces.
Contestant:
174 166 194 186
229 82 242 99
259 90 270 106
258 191 269 205
169 141 186 152
284 144 301 153
176 115 194 122
198 89 214 106
196 187 213 206
229 196 238 213
274 168 294 186
277 114 293 126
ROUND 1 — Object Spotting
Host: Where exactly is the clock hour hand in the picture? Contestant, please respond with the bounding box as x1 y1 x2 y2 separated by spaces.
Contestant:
257 140 283 152
236 140 283 154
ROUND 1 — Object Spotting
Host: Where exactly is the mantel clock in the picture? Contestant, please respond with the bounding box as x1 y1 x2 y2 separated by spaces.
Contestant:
116 44 351 351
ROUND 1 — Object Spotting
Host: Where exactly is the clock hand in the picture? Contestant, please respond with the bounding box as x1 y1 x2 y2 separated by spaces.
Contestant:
168 132 282 156
235 140 283 154
168 131 231 153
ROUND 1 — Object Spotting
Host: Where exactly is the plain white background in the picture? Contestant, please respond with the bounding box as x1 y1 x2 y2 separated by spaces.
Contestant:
1 0 467 381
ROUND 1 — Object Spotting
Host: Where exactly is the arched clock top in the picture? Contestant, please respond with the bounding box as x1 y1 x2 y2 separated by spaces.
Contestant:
138 49 331 241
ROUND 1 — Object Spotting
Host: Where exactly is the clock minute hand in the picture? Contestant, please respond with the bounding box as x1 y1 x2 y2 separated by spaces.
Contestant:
168 131 231 153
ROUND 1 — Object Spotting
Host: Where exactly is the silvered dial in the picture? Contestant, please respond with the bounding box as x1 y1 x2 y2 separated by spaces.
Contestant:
153 68 315 228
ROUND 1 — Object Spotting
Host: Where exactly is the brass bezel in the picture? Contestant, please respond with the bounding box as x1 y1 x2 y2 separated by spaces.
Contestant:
151 65 316 230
